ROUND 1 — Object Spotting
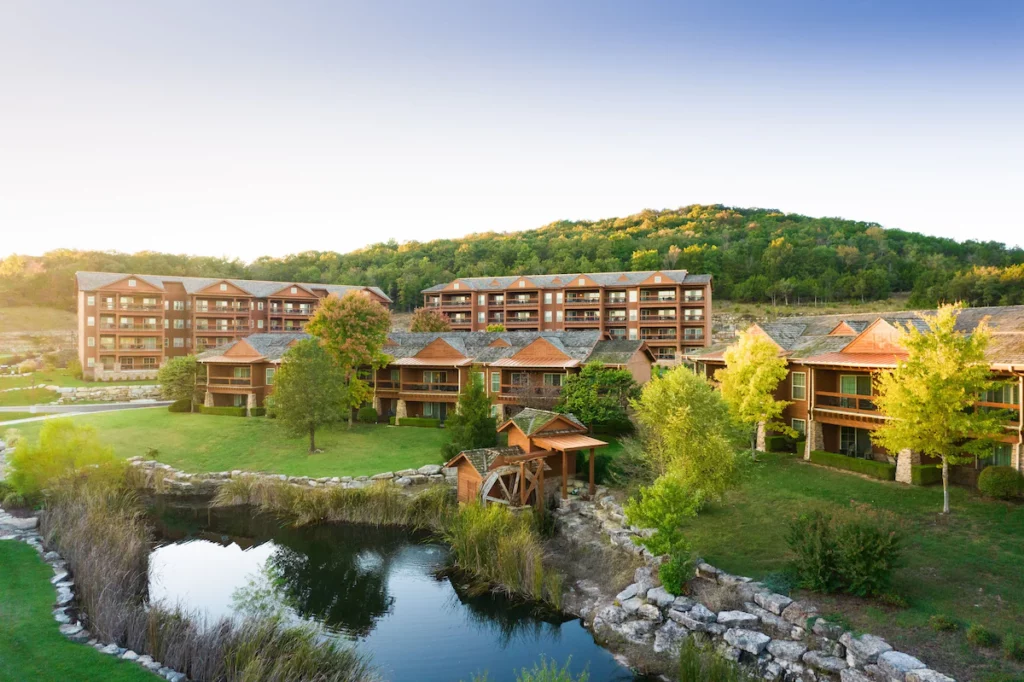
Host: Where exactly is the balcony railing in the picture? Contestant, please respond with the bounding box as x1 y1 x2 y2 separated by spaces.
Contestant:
118 344 160 351
117 324 160 331
196 325 250 333
605 295 627 305
683 314 705 322
270 307 313 315
114 304 161 311
640 314 677 322
565 296 601 306
640 331 678 341
269 325 305 332
565 315 600 324
815 391 878 414
402 382 459 393
506 316 539 324
196 306 250 313
374 380 399 390
683 292 706 302
639 294 676 303
605 315 627 324
682 332 705 341
488 298 505 306
208 377 254 386
506 299 539 307
488 317 505 324
499 385 562 401
441 299 472 308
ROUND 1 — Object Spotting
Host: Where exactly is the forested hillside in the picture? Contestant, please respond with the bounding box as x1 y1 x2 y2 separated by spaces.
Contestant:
2 205 1021 312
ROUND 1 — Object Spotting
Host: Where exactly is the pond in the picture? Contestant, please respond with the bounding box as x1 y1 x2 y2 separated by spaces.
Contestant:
148 501 645 682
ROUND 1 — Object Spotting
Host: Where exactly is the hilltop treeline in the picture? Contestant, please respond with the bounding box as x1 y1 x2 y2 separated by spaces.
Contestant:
2 205 1021 312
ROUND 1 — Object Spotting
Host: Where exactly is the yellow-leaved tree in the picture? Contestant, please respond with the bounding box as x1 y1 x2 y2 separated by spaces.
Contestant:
715 329 794 456
871 304 1007 514
9 419 122 501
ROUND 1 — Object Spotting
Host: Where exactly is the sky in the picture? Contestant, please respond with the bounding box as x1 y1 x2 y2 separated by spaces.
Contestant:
0 0 1022 261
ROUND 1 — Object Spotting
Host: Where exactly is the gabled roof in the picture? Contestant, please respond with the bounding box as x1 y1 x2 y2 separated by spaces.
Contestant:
76 271 392 303
196 332 307 363
445 446 525 474
499 408 586 436
422 270 711 293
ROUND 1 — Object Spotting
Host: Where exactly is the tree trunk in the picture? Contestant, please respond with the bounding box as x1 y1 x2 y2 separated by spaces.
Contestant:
942 457 950 514
750 428 758 459
309 425 316 453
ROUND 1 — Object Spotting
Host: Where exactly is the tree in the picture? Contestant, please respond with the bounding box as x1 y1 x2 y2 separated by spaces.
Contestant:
306 292 392 427
272 339 348 453
157 355 200 411
631 365 737 500
8 419 121 500
630 249 661 271
409 307 452 332
441 375 497 459
715 329 794 456
871 304 1007 514
485 323 506 332
555 362 640 433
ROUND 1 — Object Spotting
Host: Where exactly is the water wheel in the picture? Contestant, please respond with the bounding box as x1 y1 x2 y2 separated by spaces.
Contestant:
479 462 544 507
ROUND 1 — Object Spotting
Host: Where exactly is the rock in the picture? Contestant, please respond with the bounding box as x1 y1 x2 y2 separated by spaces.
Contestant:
689 603 717 622
137 655 154 667
781 600 818 625
58 623 83 638
723 628 770 655
671 596 695 611
50 571 69 585
417 464 442 475
667 609 706 631
371 471 394 480
595 604 627 625
394 477 412 487
396 469 417 476
720 645 742 662
55 587 74 606
812 636 846 658
653 620 688 655
717 572 752 586
121 650 139 661
878 651 926 681
803 651 848 674
99 643 121 655
812 618 847 641
717 610 759 628
646 586 675 608
906 671 956 682
754 591 794 616
615 583 640 602
695 562 720 580
768 639 808 662
841 632 892 666
165 672 187 682
637 604 662 621
408 474 428 485
52 608 71 624
4 516 37 531
743 602 794 640
620 597 644 615
613 618 657 644
840 670 874 682
761 660 784 682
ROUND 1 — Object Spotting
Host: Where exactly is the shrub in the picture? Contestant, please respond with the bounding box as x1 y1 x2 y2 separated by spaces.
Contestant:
967 623 1000 648
678 636 759 682
168 399 192 413
760 570 798 596
929 614 959 632
66 357 83 379
1003 633 1024 662
249 407 266 417
356 405 378 424
198 405 247 417
397 417 440 428
8 419 123 501
764 435 789 452
388 416 396 425
786 509 902 597
795 439 806 455
978 466 1023 500
575 449 615 486
809 451 896 480
910 465 942 486
658 551 693 596
878 592 910 609
514 657 588 682
2 491 27 508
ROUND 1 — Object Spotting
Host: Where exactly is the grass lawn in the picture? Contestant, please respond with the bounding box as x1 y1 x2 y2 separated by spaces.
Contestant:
0 306 76 333
0 541 157 682
14 410 452 478
682 452 1024 681
0 368 153 390
0 412 37 423
0 388 59 407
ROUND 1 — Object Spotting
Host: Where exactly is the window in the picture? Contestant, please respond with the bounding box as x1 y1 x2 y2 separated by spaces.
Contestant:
390 369 400 385
839 426 872 458
87 357 95 368
128 278 136 287
979 443 1013 469
233 366 251 379
87 316 95 327
628 328 638 340
257 320 264 329
544 311 552 322
424 402 437 417
478 312 485 323
424 370 447 384
544 292 552 304
186 319 191 329
266 368 277 386
654 276 662 283
87 336 95 347
453 282 460 290
556 292 563 304
87 295 95 306
543 373 564 387
221 283 229 291
174 319 185 329
490 405 500 418
164 319 169 329
578 278 585 285
173 338 184 348
163 338 169 348
791 372 806 400
556 310 563 322
510 372 528 386
792 418 806 435
143 357 157 369
840 375 872 396
164 300 169 310
478 294 485 305
173 301 184 311
629 309 637 321
258 301 264 310
984 384 1020 406
518 281 525 288
120 358 135 370
491 372 501 393
186 339 191 348
233 394 246 407
629 290 638 302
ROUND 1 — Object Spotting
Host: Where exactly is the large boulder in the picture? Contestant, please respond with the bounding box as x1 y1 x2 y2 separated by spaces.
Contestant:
653 620 688 655
877 651 927 681
767 640 808 662
906 671 956 682
689 603 717 623
754 591 793 616
717 610 759 628
803 651 848 675
841 632 892 667
637 604 662 622
417 464 442 476
613 618 657 644
615 583 640 602
723 628 770 656
646 586 676 609
620 597 644 615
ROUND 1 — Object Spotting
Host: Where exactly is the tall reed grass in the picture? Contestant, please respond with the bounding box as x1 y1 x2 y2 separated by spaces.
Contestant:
39 473 375 682
677 636 758 682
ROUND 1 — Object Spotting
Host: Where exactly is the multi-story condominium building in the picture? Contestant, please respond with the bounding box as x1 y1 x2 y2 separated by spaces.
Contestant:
75 271 390 380
689 306 1024 485
197 330 654 420
421 270 712 364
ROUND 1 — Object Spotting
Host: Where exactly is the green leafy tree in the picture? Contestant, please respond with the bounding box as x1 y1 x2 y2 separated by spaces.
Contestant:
272 339 348 452
485 323 506 332
157 354 200 411
409 306 452 332
8 419 121 500
306 292 392 427
630 248 661 271
715 330 794 456
871 304 1007 514
442 375 497 459
624 472 701 594
555 362 640 433
631 365 737 500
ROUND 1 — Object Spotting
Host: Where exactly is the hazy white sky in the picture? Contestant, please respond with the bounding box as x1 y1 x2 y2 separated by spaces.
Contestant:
1 0 1022 261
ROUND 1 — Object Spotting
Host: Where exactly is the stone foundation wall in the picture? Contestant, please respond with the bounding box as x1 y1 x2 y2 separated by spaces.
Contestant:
554 495 956 682
54 384 162 403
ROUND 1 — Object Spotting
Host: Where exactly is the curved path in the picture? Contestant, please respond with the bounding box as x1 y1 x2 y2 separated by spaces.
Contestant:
0 402 172 425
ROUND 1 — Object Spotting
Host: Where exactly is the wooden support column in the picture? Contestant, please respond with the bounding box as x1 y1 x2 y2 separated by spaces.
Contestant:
589 447 596 496
561 449 568 500
537 460 544 509
519 462 526 506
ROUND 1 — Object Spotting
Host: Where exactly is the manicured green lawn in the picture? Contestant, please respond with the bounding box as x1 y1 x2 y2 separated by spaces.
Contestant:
0 411 37 423
682 453 1024 681
0 541 157 682
0 368 152 390
15 410 451 478
0 388 59 406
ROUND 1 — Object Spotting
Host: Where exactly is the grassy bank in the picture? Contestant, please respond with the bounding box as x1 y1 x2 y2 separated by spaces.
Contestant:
680 452 1024 680
15 411 449 477
0 307 76 333
0 541 158 682
0 388 60 406
0 411 37 423
0 367 152 390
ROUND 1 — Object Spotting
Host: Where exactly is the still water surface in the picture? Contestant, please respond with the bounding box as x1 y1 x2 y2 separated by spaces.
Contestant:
148 503 643 682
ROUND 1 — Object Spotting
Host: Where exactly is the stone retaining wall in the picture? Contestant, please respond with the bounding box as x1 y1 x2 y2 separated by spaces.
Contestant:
0 383 163 403
554 495 956 682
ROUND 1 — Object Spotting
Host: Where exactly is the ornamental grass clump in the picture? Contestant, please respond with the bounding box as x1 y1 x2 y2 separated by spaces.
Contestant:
678 636 759 682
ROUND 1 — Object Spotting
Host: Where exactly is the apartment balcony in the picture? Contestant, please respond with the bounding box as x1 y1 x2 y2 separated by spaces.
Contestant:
653 348 678 361
440 298 472 309
401 382 459 394
374 379 399 392
505 316 540 327
207 376 256 387
639 294 677 305
113 304 162 312
117 344 161 353
488 297 505 306
640 329 678 341
506 298 539 308
269 324 305 332
606 329 628 340
487 315 505 325
683 291 706 303
640 313 677 324
448 318 473 327
565 314 601 326
682 314 706 323
564 295 602 307
498 385 561 403
605 294 627 305
682 332 705 342
604 314 628 325
815 392 879 415
196 306 250 314
195 324 251 334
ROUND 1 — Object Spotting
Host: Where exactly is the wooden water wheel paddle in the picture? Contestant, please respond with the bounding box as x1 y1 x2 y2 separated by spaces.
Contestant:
479 461 544 507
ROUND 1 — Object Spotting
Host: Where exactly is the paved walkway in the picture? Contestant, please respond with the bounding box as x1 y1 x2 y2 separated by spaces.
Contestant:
0 402 171 426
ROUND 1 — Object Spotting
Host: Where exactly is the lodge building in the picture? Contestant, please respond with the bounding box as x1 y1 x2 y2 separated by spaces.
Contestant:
196 330 654 420
689 307 1024 483
421 270 712 364
75 271 391 380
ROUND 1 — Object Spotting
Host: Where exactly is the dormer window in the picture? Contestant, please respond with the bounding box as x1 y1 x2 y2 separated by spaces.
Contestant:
220 283 228 291
453 283 460 290
654 276 662 283
578 278 585 285
519 281 525 288
128 279 136 287
291 286 298 294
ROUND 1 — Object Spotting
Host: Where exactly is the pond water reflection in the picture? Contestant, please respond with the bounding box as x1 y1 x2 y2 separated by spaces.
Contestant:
148 501 645 682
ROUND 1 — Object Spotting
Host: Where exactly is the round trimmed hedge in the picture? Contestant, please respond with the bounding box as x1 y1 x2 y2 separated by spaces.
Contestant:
977 465 1023 500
